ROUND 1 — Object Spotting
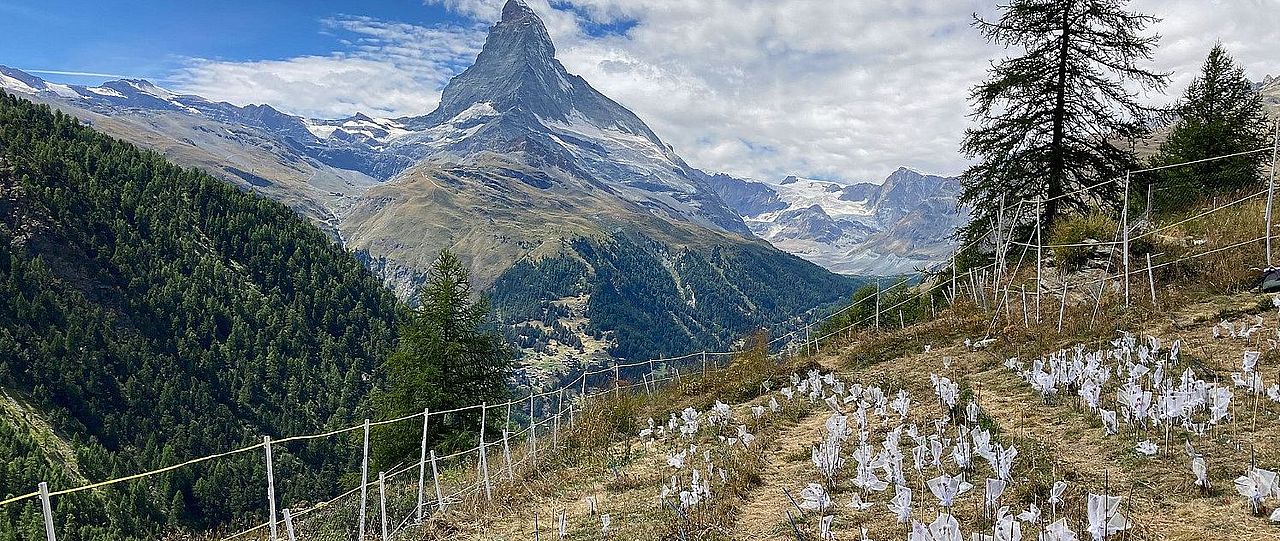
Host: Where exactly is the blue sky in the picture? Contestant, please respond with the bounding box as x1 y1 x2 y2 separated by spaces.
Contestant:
1 0 1275 184
0 1 473 85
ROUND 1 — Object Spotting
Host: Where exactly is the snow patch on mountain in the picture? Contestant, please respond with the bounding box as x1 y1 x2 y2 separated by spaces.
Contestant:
709 169 968 276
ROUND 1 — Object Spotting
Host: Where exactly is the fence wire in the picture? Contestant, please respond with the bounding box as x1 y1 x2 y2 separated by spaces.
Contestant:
11 134 1280 540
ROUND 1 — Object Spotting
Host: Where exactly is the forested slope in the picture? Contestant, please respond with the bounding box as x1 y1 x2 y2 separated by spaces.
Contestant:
0 92 398 539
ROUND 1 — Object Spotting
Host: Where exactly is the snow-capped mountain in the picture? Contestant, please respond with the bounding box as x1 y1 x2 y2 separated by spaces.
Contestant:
1256 75 1280 115
708 169 969 275
373 0 748 237
0 1 744 242
0 0 862 361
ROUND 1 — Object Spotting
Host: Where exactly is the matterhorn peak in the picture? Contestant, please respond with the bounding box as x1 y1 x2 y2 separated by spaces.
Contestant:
500 0 538 23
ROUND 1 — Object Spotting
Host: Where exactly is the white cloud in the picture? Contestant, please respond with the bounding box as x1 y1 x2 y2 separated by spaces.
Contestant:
171 16 487 119
171 0 1278 183
1133 0 1280 100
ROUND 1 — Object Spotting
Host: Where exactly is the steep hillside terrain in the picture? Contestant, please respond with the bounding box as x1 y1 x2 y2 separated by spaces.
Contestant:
0 0 861 366
0 92 397 539
406 290 1280 541
380 183 1280 540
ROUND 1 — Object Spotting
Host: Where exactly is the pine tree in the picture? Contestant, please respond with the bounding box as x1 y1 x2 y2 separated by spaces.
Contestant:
960 0 1168 241
1148 44 1273 207
374 250 511 466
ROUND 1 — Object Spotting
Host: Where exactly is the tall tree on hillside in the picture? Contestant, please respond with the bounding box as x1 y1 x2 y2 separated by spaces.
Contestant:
1147 44 1272 205
959 0 1169 242
375 250 511 466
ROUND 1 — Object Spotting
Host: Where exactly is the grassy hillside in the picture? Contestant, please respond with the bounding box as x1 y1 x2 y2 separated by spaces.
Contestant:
0 92 398 539
390 187 1280 540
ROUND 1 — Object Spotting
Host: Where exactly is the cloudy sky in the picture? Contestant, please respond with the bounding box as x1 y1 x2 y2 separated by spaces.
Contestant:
3 0 1277 183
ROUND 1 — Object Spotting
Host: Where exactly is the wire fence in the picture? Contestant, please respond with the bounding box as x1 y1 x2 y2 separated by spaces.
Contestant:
796 123 1280 351
7 345 743 541
9 125 1280 541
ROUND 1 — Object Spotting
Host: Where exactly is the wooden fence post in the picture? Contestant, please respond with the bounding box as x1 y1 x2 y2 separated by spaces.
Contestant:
378 471 389 541
416 408 430 523
264 436 278 541
479 403 491 502
38 482 56 541
282 508 297 541
358 419 370 540
430 450 444 512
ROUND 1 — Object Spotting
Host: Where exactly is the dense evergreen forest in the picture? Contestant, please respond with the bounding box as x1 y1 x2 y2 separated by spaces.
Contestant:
0 92 399 539
0 90 857 538
491 235 862 361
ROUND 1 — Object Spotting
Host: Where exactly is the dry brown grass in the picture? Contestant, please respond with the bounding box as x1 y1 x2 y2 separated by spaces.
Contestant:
393 197 1280 540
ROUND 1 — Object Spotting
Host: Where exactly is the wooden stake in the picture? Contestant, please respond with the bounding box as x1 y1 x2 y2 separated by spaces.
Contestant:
264 436 278 541
358 419 370 540
417 408 430 523
38 482 56 541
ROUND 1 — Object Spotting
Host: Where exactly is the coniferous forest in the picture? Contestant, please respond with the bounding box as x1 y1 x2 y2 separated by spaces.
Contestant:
0 92 399 539
0 90 860 539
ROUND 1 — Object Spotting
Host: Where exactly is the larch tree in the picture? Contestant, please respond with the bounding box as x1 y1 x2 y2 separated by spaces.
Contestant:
1148 43 1273 207
375 249 512 466
959 0 1169 243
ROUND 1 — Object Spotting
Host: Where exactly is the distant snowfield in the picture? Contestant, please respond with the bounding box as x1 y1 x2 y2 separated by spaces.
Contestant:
714 170 968 277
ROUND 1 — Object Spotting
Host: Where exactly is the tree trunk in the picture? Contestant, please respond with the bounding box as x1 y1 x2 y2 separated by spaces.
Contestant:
1046 0 1075 230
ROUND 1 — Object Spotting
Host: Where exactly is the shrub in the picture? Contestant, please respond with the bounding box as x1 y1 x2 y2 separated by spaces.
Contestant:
1049 212 1118 270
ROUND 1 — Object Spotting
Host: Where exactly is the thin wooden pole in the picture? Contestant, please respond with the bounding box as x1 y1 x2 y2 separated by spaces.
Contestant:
378 471 389 541
264 436 278 541
529 393 538 470
430 450 444 511
38 482 56 541
1146 253 1156 305
552 401 561 450
283 508 297 541
1267 120 1279 267
416 408 430 523
480 402 491 502
358 419 370 540
503 430 514 481
1057 281 1068 333
1036 200 1043 321
1122 171 1131 307
952 247 958 300
875 278 881 329
1021 285 1029 327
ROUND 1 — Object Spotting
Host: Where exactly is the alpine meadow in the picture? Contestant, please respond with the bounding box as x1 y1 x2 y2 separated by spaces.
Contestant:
2 1 1280 540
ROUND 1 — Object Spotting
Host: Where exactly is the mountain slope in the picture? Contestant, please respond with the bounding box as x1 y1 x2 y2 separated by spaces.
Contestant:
0 93 397 538
0 66 389 236
339 0 859 365
708 168 969 275
0 0 859 365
